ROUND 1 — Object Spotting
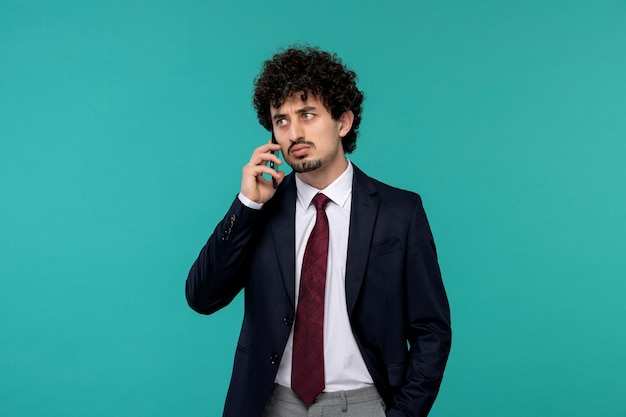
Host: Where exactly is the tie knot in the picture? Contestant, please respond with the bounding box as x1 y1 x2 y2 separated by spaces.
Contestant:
312 193 331 211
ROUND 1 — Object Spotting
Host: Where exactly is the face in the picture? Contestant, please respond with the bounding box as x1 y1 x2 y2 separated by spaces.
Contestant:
270 93 353 183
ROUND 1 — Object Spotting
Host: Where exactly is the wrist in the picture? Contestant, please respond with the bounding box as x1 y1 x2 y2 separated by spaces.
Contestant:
238 193 264 210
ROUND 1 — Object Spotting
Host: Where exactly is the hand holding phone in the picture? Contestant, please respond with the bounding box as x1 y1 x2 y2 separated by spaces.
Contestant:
240 138 283 204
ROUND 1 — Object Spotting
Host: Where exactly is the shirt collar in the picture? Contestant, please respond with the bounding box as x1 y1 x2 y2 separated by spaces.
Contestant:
295 160 354 210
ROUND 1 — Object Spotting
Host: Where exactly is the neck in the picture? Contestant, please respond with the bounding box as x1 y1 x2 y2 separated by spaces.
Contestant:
296 156 348 190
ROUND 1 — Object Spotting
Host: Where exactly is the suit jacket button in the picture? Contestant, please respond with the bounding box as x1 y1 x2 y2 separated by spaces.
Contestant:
283 316 293 326
269 354 279 365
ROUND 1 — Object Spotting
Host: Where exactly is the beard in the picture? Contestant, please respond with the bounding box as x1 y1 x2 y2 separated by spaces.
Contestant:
289 158 323 173
285 139 324 173
284 137 342 174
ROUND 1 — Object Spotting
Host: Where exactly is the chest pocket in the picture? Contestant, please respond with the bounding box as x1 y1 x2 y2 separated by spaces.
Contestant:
369 238 402 259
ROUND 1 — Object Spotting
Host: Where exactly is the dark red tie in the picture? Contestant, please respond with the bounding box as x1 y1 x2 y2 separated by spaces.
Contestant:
292 193 331 407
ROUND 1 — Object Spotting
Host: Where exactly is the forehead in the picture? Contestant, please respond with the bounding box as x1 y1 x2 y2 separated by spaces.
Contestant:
269 92 326 115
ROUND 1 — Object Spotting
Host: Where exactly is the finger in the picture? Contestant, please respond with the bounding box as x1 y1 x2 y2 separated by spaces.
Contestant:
266 139 281 150
244 164 279 179
274 170 286 185
251 142 281 157
248 151 282 167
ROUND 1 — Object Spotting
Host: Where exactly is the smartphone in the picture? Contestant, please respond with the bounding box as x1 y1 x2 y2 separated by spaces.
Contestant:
270 132 279 189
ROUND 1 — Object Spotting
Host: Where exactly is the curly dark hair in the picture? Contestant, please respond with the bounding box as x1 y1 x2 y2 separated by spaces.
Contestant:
253 46 364 154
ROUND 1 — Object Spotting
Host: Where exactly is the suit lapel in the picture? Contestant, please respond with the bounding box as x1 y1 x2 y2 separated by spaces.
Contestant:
345 165 379 316
268 167 378 312
269 173 297 308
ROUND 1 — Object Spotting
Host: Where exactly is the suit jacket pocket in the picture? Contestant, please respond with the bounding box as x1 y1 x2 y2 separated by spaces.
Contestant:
369 238 402 259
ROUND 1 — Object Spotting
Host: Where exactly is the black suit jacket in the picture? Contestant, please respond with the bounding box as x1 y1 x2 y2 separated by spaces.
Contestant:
186 165 451 417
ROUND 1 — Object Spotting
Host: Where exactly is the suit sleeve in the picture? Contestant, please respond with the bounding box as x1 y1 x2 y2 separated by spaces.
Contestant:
185 197 263 315
388 197 452 417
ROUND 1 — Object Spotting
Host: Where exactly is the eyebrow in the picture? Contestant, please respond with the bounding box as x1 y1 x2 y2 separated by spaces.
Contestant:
296 106 317 114
272 106 318 121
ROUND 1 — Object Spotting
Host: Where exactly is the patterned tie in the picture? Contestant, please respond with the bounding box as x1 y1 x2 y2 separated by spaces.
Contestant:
291 193 331 407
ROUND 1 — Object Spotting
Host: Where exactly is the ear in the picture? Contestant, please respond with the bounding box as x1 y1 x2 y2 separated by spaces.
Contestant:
337 110 355 138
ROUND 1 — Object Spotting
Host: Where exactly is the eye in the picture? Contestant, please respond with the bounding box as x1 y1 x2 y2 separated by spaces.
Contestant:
275 118 287 127
303 113 314 120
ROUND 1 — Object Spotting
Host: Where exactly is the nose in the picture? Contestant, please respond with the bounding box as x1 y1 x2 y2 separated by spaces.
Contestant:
288 119 304 142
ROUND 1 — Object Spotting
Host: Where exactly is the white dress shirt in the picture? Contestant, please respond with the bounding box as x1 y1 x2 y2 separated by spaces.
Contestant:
272 161 373 391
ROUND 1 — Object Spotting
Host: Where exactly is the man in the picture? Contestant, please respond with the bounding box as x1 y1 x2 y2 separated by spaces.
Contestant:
186 46 451 417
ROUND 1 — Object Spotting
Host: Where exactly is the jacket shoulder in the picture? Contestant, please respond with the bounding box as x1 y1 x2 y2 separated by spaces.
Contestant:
352 164 423 207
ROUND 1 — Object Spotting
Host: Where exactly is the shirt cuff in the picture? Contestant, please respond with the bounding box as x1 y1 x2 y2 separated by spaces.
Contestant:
238 193 264 210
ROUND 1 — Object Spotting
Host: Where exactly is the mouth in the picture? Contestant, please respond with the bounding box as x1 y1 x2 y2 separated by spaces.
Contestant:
289 143 312 158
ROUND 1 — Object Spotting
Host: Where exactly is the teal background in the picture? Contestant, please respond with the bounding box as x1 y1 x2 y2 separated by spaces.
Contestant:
1 0 625 416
